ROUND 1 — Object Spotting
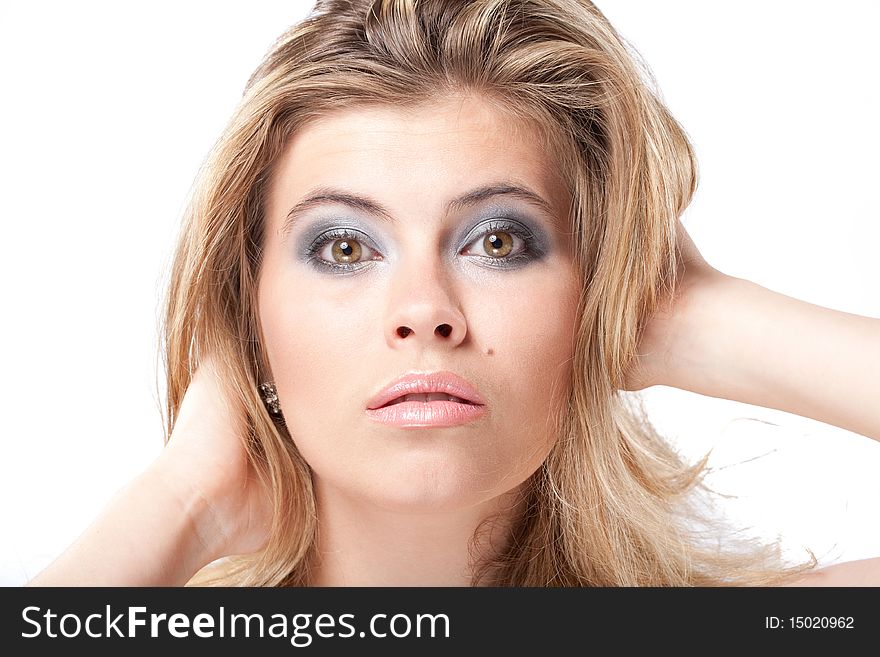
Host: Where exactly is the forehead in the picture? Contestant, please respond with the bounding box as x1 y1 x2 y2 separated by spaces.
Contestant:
265 95 570 224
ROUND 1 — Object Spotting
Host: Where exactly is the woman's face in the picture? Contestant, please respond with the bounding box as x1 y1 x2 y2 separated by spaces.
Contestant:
258 95 580 513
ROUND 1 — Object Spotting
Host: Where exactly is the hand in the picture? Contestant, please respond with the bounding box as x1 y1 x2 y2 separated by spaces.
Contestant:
622 219 728 391
158 355 273 561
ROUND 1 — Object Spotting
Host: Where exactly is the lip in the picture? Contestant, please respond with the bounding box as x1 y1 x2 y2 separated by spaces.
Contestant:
365 371 487 428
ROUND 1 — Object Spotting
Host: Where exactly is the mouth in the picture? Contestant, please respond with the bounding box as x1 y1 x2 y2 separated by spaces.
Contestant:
365 371 486 411
365 371 487 428
381 393 478 407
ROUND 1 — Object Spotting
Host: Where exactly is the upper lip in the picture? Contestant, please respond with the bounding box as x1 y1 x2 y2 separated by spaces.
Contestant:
366 371 487 410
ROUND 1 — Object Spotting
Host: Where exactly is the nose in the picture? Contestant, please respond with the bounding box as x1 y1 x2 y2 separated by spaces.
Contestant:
384 258 467 350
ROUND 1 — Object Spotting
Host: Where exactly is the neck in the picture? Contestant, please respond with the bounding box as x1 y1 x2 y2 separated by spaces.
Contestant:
306 480 524 586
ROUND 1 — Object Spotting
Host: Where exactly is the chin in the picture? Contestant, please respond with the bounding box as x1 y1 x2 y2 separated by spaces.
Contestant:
366 473 495 514
306 436 542 514
358 459 533 515
371 491 490 515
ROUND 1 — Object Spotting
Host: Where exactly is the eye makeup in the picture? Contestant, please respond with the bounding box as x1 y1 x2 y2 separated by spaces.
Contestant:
292 216 381 272
302 226 383 275
459 217 547 270
293 207 554 275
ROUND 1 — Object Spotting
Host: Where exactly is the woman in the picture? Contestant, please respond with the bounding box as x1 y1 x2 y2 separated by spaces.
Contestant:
28 0 879 586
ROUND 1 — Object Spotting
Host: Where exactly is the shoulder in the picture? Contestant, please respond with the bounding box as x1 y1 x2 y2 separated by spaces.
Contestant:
783 556 880 586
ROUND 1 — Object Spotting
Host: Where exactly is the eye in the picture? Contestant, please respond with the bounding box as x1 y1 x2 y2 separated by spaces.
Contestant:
306 229 381 272
461 219 535 264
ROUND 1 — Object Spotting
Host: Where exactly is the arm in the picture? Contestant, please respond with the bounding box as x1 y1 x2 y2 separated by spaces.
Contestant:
26 450 221 586
658 273 880 442
27 357 272 586
627 223 880 442
625 223 880 585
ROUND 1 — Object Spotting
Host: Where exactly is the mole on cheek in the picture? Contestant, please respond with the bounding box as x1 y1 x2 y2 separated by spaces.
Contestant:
486 347 494 356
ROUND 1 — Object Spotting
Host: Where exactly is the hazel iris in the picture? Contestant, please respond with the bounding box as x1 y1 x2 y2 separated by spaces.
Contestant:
332 239 362 263
484 231 513 257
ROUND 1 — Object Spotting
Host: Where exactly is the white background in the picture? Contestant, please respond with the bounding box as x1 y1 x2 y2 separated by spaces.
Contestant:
0 1 877 585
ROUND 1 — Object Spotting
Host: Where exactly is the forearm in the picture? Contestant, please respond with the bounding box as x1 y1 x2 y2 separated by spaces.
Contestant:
669 275 880 441
26 451 220 586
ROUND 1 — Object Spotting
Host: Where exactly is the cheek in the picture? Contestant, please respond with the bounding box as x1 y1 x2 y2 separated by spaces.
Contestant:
488 270 578 384
259 278 375 403
504 276 577 433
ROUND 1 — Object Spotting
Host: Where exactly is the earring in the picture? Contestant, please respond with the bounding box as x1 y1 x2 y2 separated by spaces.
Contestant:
258 382 284 418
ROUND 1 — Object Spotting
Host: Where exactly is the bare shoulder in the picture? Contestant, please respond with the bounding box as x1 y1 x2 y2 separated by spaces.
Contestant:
784 557 880 586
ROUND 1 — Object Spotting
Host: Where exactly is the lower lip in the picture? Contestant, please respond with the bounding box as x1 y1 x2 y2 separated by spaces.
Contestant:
365 401 487 428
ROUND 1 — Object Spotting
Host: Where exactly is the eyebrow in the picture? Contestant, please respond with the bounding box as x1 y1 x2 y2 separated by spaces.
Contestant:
279 182 560 238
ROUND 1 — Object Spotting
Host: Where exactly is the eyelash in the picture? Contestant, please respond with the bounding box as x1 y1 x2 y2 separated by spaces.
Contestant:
304 219 540 273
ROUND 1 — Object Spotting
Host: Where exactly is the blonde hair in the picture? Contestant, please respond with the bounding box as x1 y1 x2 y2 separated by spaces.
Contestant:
163 0 814 585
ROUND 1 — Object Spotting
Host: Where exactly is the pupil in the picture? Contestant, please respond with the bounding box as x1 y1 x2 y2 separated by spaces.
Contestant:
489 234 501 248
340 241 353 256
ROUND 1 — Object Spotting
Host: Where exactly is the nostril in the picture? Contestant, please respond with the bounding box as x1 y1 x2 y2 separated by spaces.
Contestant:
397 326 412 338
435 324 452 338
